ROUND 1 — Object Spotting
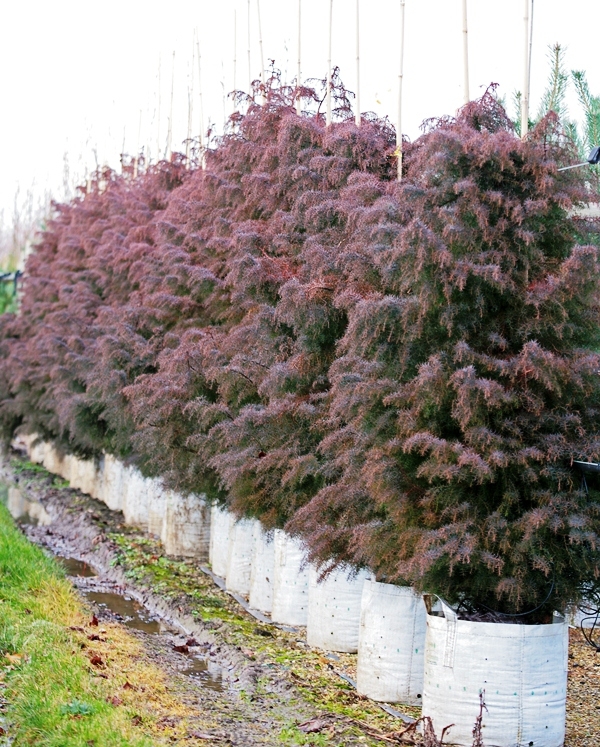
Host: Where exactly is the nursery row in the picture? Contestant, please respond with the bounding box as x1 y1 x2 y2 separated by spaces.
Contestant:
22 436 569 747
1 82 600 624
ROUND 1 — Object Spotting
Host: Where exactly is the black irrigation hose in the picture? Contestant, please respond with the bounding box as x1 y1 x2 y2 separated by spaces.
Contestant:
475 575 556 620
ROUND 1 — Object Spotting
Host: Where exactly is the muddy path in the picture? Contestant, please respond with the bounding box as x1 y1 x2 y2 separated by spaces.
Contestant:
0 449 411 746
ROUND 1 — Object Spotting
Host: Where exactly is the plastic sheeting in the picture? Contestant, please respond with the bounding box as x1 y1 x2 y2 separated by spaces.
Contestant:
161 490 210 559
225 518 254 597
249 521 275 613
209 505 231 578
307 565 373 652
422 602 568 747
271 530 309 627
356 581 426 704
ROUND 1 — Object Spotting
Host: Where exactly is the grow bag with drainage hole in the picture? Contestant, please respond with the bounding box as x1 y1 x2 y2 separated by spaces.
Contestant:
225 517 254 596
209 505 231 578
422 600 568 747
271 530 309 627
356 581 426 705
249 521 275 613
307 565 373 653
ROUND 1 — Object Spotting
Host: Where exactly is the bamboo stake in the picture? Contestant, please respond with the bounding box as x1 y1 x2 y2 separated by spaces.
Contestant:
157 54 162 161
134 109 142 178
296 0 301 114
167 51 175 159
233 9 238 96
528 0 534 101
186 85 193 163
397 0 406 181
521 0 530 138
462 0 470 104
355 0 360 126
248 0 252 94
257 0 266 101
196 35 205 168
326 0 333 127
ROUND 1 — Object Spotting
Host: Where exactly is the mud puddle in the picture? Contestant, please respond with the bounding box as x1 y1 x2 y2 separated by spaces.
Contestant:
1 481 223 693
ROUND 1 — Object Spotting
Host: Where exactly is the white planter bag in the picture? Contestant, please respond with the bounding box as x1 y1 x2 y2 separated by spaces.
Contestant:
147 477 167 538
422 601 568 747
356 581 426 704
209 505 231 578
42 443 67 478
69 456 99 496
122 467 150 530
98 454 125 511
225 518 254 597
161 490 210 559
307 565 373 652
249 521 275 613
271 530 309 627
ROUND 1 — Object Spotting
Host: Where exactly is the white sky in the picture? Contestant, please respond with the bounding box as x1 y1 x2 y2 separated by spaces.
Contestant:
0 0 598 226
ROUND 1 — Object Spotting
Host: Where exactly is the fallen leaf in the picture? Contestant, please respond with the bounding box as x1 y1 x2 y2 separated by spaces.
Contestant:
185 637 199 647
69 626 85 633
87 634 106 642
298 715 334 734
173 644 189 654
108 695 122 706
89 615 99 627
123 681 135 690
89 654 104 668
131 715 143 726
4 654 22 666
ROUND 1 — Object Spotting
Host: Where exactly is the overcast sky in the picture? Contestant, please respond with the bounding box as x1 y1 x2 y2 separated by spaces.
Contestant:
0 0 598 232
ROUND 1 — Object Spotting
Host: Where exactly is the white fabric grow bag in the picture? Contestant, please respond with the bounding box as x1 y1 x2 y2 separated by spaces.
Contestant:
271 530 309 627
249 521 275 613
146 477 167 538
356 581 426 704
422 602 568 747
209 505 231 578
307 565 373 652
97 454 125 511
122 467 150 530
161 490 210 558
69 456 99 496
225 518 254 597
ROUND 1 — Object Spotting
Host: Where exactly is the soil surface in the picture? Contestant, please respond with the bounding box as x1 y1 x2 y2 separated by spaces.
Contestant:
1 447 599 746
0 449 415 746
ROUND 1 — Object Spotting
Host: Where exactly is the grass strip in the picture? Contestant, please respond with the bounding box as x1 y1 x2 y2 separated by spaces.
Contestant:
0 501 191 746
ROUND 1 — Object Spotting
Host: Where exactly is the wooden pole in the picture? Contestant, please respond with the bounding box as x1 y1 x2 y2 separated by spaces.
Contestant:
167 51 175 159
257 0 266 101
296 0 301 114
397 0 406 181
462 0 470 104
521 0 530 138
326 0 333 127
355 0 360 126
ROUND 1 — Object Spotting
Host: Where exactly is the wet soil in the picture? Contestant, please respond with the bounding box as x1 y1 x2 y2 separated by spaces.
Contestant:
0 451 406 746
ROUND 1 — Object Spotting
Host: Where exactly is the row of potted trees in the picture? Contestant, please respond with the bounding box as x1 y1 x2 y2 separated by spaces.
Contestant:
2 80 600 744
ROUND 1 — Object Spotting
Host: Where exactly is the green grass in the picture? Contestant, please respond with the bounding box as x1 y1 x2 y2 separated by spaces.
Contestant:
0 502 156 746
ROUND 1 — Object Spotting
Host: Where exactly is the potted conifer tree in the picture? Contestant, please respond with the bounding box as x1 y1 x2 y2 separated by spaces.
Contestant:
292 91 600 744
